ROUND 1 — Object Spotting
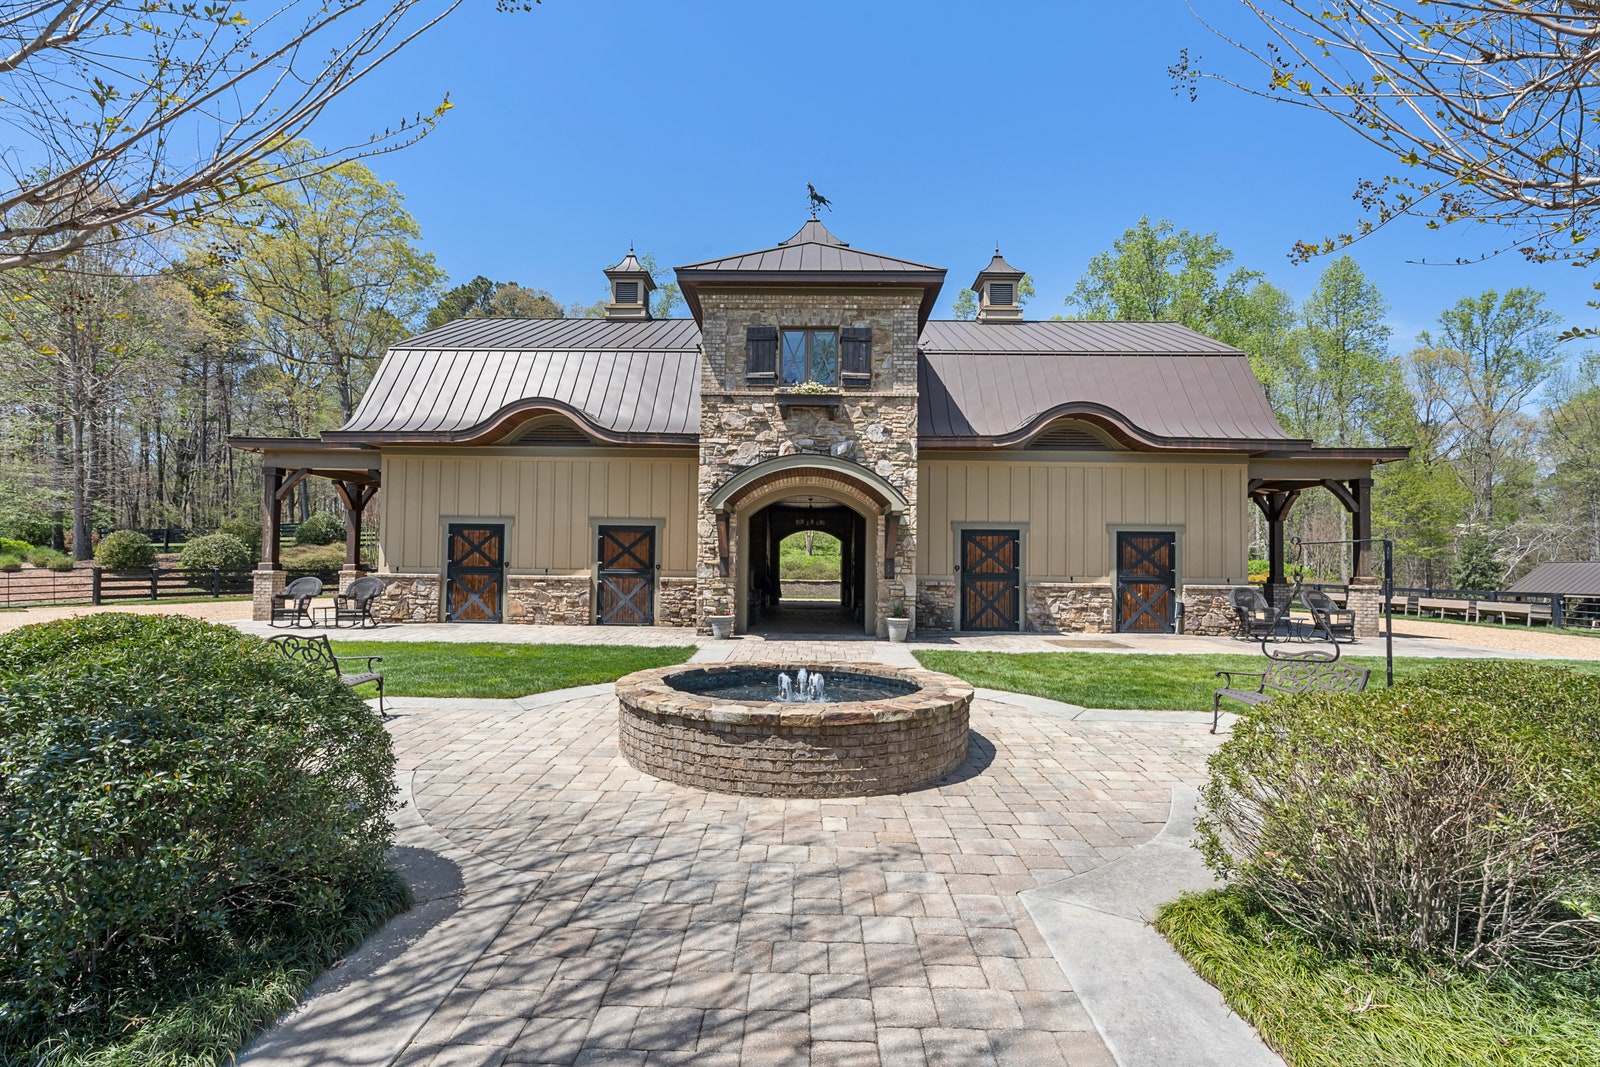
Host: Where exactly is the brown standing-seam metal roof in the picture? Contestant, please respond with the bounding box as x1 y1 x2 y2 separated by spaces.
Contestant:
1507 561 1600 597
325 318 701 445
675 220 947 327
317 316 1378 455
918 321 1300 447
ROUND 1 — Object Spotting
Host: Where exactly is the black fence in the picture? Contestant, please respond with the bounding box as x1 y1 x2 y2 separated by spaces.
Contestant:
1250 577 1600 630
0 565 346 608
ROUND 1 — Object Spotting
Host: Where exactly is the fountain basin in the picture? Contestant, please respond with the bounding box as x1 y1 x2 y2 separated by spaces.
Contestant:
614 662 973 798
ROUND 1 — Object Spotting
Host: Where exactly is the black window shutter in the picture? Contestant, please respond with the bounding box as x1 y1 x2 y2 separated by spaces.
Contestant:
841 327 872 387
745 326 777 384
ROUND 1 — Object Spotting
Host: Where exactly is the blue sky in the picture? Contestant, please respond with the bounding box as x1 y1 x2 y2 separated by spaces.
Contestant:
315 0 1600 348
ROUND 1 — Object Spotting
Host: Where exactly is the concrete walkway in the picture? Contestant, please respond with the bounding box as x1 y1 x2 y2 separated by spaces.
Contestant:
238 682 1269 1067
229 617 1571 661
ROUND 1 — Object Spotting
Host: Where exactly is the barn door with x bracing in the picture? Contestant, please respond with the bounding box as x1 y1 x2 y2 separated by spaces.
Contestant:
960 529 1020 631
1117 531 1176 633
446 524 505 623
598 526 655 625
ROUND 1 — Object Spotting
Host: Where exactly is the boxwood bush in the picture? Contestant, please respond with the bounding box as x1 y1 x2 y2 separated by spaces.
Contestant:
1198 671 1600 972
0 614 401 1056
293 511 345 546
93 530 157 569
179 532 253 573
217 517 263 557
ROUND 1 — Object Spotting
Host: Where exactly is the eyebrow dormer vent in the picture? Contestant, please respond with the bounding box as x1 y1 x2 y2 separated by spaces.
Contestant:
603 248 655 320
971 248 1025 323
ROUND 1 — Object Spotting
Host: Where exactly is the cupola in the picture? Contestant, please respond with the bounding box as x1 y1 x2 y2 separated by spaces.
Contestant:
603 248 655 320
971 248 1025 323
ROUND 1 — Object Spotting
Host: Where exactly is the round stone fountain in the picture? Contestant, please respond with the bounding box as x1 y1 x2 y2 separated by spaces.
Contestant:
614 662 974 798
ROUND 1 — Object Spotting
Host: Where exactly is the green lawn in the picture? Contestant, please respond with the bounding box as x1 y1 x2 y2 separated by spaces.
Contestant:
327 641 696 698
779 531 841 581
1156 888 1600 1067
911 650 1600 711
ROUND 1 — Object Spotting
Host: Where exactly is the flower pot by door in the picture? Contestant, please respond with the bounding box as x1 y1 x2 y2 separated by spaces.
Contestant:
708 614 735 639
887 617 910 643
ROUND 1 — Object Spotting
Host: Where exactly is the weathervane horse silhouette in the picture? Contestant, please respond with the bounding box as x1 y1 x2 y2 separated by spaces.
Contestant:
807 183 832 219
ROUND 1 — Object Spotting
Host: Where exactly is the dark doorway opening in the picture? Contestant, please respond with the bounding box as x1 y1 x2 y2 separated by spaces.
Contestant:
747 499 868 635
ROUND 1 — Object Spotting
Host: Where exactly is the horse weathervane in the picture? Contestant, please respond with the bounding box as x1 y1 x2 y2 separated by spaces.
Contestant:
806 183 832 219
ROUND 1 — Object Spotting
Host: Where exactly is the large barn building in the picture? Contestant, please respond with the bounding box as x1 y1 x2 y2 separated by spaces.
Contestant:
232 220 1404 636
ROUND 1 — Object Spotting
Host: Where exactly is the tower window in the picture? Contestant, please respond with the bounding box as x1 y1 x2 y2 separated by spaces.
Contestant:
780 329 839 385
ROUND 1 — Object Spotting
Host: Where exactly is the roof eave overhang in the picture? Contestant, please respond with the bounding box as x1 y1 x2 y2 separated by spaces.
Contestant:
319 399 698 449
917 401 1317 454
676 271 947 329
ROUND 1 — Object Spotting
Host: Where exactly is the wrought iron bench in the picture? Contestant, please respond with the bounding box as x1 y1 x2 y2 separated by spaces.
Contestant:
334 575 385 628
1229 587 1280 640
1302 588 1356 643
267 634 387 719
270 576 323 628
1211 652 1369 733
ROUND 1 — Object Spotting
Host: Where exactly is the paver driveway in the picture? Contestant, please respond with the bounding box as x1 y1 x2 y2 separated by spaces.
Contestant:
380 689 1222 1067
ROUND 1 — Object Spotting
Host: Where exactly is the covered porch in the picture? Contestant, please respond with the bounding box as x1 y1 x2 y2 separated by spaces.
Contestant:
228 438 382 621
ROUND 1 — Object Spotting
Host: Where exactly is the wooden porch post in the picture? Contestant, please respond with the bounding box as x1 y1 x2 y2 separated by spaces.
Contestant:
1253 489 1300 613
262 465 283 568
1349 477 1373 579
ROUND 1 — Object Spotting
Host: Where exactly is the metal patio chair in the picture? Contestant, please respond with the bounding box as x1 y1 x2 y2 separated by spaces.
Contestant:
334 574 385 628
1302 588 1356 643
270 576 323 628
1229 586 1281 640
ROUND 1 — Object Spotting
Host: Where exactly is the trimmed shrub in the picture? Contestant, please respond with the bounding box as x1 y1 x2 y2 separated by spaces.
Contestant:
25 547 74 571
293 511 345 546
93 530 156 569
1198 679 1600 972
0 615 399 1040
284 542 345 572
179 532 252 574
217 517 263 557
0 538 32 556
0 554 21 573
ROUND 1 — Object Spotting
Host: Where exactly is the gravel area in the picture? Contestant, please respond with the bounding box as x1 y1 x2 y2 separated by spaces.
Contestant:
1387 616 1600 660
0 599 257 634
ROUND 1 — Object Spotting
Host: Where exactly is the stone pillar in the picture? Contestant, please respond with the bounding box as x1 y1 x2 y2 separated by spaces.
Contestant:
338 564 363 594
1347 577 1381 637
252 567 285 622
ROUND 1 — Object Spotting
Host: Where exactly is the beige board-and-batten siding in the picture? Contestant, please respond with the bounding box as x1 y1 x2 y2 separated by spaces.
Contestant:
378 451 699 574
918 454 1251 583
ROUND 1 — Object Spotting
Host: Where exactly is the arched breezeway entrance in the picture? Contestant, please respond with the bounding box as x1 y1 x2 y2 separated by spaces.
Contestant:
747 498 868 634
707 455 909 638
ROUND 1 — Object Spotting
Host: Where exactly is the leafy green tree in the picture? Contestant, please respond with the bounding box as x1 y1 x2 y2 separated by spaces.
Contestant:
950 275 1036 320
427 276 501 329
1066 217 1260 336
1450 530 1501 591
216 142 443 422
1296 256 1406 445
481 283 563 318
1412 289 1562 524
1543 353 1600 560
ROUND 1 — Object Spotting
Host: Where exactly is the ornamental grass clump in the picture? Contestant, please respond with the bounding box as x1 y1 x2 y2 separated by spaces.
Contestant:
1198 670 1600 973
0 614 401 1056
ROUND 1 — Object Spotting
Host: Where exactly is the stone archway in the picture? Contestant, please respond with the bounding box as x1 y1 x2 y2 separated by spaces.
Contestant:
705 456 910 637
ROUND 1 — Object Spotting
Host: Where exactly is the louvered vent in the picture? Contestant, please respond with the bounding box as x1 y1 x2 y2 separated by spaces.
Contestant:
1029 422 1115 450
506 418 591 445
614 281 639 304
989 281 1015 306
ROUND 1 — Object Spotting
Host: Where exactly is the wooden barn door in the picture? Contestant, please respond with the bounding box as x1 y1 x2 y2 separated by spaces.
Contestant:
598 526 655 625
446 524 505 623
1116 532 1175 633
960 530 1020 631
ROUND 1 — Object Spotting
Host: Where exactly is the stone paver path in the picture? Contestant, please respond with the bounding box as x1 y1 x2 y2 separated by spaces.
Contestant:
379 689 1222 1066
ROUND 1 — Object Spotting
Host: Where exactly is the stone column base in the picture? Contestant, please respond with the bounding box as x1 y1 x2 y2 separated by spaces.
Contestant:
1347 578 1382 637
338 564 364 595
252 568 285 622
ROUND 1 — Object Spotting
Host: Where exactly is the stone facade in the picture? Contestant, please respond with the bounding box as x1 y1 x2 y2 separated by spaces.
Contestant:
1024 583 1115 634
655 577 698 628
695 290 921 637
915 580 956 631
371 573 443 623
1179 584 1238 636
251 567 285 622
505 576 590 625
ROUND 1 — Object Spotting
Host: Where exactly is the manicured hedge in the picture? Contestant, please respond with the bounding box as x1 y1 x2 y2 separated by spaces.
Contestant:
293 512 345 546
93 530 157 569
0 615 401 1057
1199 665 1600 972
179 532 253 573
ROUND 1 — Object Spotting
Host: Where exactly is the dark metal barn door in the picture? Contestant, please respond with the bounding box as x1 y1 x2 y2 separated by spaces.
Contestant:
960 529 1020 631
1116 532 1175 633
447 524 505 622
598 526 655 625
